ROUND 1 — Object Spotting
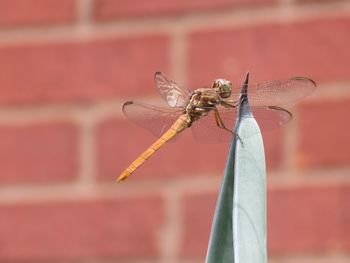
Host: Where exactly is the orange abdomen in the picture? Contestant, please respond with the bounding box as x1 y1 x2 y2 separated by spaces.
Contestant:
117 114 190 181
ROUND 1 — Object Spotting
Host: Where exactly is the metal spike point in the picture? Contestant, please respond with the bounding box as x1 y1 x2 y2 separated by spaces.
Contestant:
241 72 250 96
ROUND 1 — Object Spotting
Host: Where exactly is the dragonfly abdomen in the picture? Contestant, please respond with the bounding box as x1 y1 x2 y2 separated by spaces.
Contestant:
117 114 190 181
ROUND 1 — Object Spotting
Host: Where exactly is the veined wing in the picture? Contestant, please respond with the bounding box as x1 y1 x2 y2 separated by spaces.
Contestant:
227 77 316 106
191 105 292 143
155 72 191 107
123 101 183 138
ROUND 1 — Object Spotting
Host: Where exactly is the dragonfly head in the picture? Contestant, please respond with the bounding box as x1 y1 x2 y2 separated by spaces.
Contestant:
212 79 232 98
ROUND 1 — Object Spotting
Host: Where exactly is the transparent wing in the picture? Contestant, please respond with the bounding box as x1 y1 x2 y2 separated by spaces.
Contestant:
155 72 191 107
123 101 183 138
253 105 292 130
191 109 234 143
191 105 292 143
228 77 317 106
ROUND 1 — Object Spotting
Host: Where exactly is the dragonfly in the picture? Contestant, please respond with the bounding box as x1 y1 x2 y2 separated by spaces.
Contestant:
117 72 316 181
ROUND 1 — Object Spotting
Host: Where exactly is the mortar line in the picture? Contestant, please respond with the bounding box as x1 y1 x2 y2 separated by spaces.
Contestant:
0 100 122 124
158 188 183 263
77 114 97 186
282 105 298 171
1 167 350 203
0 174 221 203
77 0 94 26
169 27 189 87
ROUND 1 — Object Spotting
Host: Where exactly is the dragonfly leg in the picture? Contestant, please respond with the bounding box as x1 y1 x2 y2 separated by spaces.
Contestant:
213 110 221 127
214 108 233 133
221 100 236 108
214 108 243 144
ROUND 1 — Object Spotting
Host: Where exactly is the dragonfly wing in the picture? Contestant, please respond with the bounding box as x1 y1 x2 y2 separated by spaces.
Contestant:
155 72 191 107
227 77 316 106
123 101 183 138
252 105 292 131
191 105 292 143
191 107 237 143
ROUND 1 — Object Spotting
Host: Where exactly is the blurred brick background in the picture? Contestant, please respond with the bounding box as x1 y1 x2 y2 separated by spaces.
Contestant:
0 0 349 262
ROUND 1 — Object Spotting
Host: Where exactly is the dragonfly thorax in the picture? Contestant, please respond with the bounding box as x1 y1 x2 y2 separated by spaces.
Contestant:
212 78 232 98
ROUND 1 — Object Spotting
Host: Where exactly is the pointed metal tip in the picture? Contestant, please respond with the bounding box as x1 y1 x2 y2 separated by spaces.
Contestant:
244 72 250 85
240 71 250 96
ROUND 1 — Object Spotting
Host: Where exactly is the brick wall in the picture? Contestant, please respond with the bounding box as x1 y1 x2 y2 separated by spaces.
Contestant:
0 0 349 262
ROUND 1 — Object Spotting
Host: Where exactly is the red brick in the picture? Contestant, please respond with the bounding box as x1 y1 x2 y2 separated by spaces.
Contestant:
188 16 350 88
263 129 284 170
0 0 76 27
268 184 343 254
97 116 282 181
0 121 78 184
94 0 276 20
297 99 350 168
180 192 217 259
0 35 169 105
181 183 347 259
0 194 164 261
341 183 350 249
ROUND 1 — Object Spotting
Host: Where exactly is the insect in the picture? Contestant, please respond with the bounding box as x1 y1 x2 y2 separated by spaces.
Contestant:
117 72 316 181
